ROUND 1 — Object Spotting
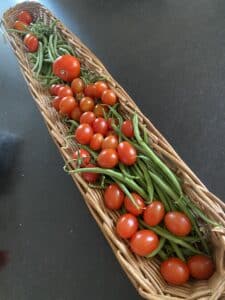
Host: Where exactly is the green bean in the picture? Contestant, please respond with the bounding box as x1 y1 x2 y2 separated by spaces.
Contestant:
35 42 43 76
49 34 57 59
47 46 54 62
79 145 98 160
115 181 140 209
133 113 182 196
53 34 60 57
169 241 185 261
153 184 170 212
139 219 203 254
146 237 166 258
59 47 71 55
158 249 168 260
143 126 149 144
137 159 153 203
32 45 41 72
119 163 139 179
64 166 148 199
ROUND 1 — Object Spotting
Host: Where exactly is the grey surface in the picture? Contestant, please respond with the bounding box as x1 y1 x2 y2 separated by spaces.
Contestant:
0 0 225 299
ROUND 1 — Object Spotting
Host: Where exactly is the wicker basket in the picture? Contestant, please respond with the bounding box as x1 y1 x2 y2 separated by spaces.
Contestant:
2 2 225 299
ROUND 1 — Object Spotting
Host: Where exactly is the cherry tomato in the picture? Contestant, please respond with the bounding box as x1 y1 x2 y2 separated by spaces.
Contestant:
90 133 104 151
75 123 93 144
116 214 138 239
81 163 100 183
73 149 91 167
18 10 32 25
160 258 190 285
106 130 118 138
53 55 80 82
97 149 118 168
54 84 64 95
187 255 214 280
24 33 38 52
80 112 96 125
117 141 137 166
50 84 57 96
94 81 108 98
59 96 77 115
130 229 159 256
13 20 27 31
58 86 73 98
51 96 61 111
164 212 192 237
70 106 82 121
107 118 118 130
80 97 95 112
124 192 145 216
101 89 117 105
84 84 97 98
94 104 108 117
104 184 124 210
71 78 84 94
92 117 108 136
102 135 118 150
121 120 134 138
143 201 165 226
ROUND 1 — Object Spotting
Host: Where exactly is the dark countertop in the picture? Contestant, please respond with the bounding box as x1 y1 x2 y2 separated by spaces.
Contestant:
0 1 225 299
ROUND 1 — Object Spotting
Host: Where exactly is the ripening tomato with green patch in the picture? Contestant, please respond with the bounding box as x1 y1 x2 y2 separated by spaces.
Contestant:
90 133 104 151
101 89 117 105
92 117 108 136
160 258 190 285
164 211 192 236
75 123 93 144
58 86 73 98
97 148 118 168
13 20 27 31
143 201 165 226
101 135 118 149
81 163 100 183
124 193 145 216
53 55 80 82
70 106 82 121
121 120 134 138
73 149 91 167
187 255 214 280
94 104 108 118
59 96 77 115
51 96 61 111
18 10 33 24
117 141 137 165
104 184 124 210
80 97 95 112
24 33 38 52
80 112 96 125
116 213 138 239
71 78 84 94
94 81 108 98
130 229 159 256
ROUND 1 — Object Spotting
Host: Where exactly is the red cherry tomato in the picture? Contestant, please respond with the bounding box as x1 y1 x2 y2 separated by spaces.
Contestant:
187 255 214 280
94 104 108 117
18 10 32 24
143 201 165 226
51 96 61 111
117 141 137 165
49 84 57 96
54 84 64 95
70 106 82 121
94 81 108 98
104 184 124 210
71 78 84 94
164 212 192 237
75 124 93 144
58 86 73 98
130 229 159 256
80 97 95 112
81 163 100 183
101 89 117 105
13 20 27 31
53 55 80 82
80 112 96 125
121 120 134 138
116 214 138 239
84 84 97 98
124 193 145 216
107 118 118 130
97 149 118 168
24 33 38 52
160 258 190 285
59 96 77 115
73 149 91 167
102 135 118 150
92 117 108 136
90 133 104 151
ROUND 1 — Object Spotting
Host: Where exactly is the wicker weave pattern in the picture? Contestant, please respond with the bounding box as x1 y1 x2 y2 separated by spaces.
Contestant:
2 2 225 299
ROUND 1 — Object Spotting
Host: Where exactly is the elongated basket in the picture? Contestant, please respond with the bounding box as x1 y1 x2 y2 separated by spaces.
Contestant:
2 2 225 299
